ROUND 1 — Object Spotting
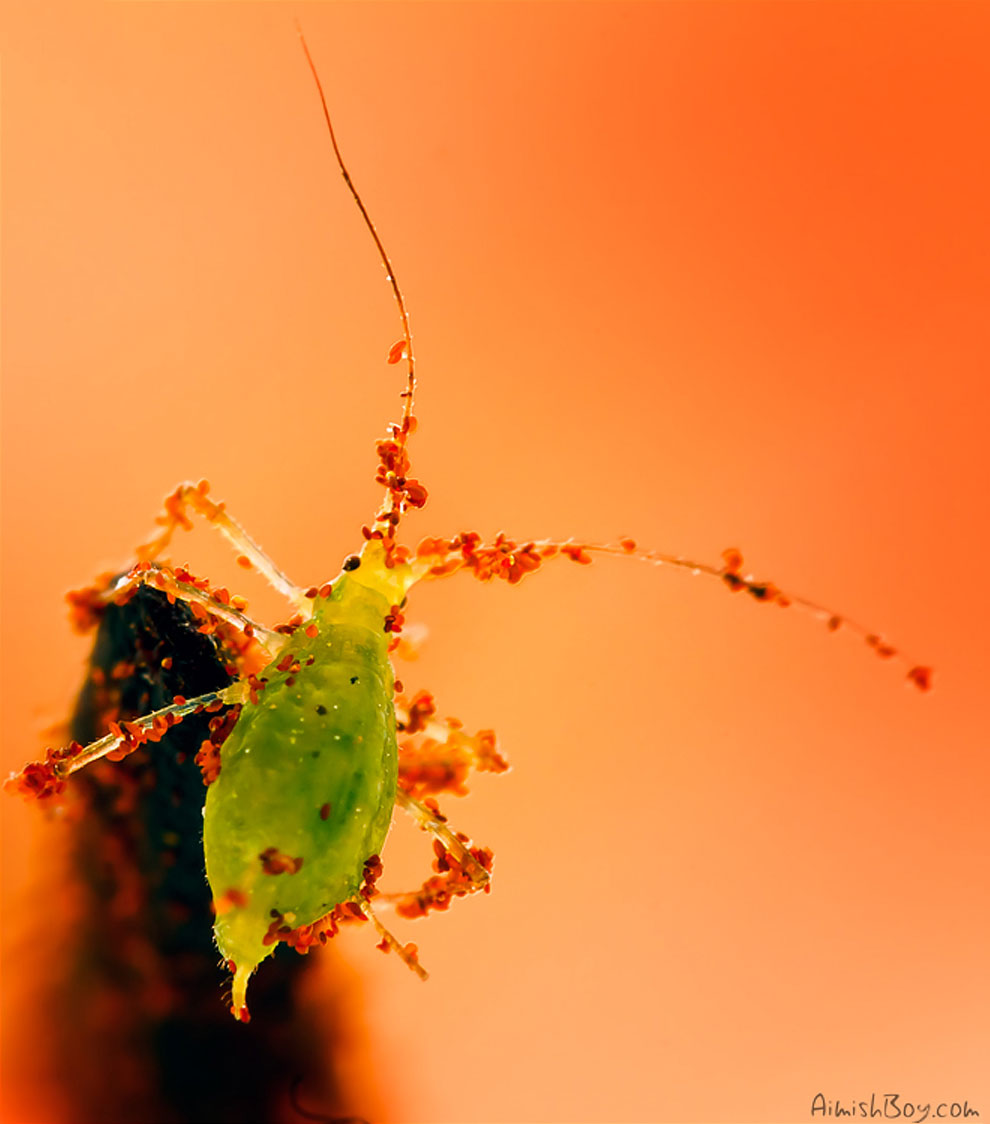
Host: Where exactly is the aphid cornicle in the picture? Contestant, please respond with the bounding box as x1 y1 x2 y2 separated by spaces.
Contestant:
5 31 932 1026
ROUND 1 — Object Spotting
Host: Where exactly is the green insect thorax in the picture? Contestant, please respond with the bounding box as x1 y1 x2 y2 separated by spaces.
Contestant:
203 541 414 1016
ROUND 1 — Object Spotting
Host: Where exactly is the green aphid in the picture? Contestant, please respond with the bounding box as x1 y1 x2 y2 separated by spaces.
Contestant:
205 545 411 1018
5 30 931 1027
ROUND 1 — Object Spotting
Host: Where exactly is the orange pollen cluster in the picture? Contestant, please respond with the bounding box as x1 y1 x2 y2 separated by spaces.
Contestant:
274 613 306 637
394 837 494 921
416 532 562 585
396 690 507 799
384 605 405 635
400 689 437 735
359 854 384 901
3 740 85 801
66 579 113 633
261 854 382 955
398 725 507 799
719 547 788 606
366 414 428 566
195 706 241 787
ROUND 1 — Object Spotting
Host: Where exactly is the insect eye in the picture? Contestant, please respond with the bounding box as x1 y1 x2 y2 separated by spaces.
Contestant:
343 556 361 571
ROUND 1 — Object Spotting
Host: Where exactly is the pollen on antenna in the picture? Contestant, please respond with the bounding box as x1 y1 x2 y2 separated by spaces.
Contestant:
907 665 933 691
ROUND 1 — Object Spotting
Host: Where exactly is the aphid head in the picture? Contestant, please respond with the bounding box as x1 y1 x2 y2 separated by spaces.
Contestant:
341 539 415 608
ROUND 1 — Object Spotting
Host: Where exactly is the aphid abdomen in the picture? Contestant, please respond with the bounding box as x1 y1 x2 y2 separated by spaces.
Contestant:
204 572 398 1015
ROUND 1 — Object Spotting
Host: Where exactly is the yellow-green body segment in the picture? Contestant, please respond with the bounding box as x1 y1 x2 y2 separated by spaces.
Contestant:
204 549 412 1015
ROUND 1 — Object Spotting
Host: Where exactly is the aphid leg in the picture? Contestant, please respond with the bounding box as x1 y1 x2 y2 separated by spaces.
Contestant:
410 534 933 690
378 788 495 927
70 561 286 655
135 480 309 613
355 898 428 981
5 683 247 801
395 789 493 891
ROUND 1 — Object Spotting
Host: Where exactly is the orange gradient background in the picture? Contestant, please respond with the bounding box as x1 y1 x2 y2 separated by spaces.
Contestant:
2 3 988 1123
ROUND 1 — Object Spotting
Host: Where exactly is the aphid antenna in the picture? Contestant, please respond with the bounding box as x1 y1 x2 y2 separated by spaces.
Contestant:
296 27 423 553
578 539 933 687
292 31 932 691
408 533 932 690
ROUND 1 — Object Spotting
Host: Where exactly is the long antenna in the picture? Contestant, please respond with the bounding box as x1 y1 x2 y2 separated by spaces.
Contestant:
297 27 422 550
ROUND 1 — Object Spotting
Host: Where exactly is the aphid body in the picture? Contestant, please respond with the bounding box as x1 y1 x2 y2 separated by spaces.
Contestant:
206 546 408 1014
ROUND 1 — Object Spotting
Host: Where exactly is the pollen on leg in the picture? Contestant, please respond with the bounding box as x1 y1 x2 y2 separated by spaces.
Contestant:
66 582 111 633
396 694 508 798
356 898 428 980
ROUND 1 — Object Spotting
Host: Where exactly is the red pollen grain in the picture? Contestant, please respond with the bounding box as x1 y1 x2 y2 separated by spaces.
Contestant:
562 544 592 565
721 548 744 575
259 847 305 875
907 666 933 691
